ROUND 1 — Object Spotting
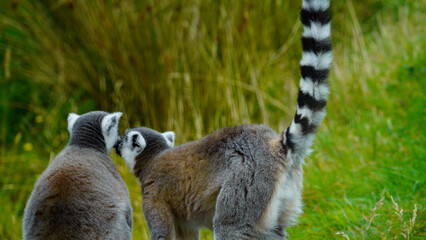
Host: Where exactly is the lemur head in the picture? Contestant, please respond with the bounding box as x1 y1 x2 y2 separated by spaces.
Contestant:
115 127 175 172
67 111 123 153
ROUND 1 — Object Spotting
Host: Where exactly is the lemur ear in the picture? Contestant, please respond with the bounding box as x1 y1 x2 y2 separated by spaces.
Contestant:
67 113 80 134
102 112 123 135
102 112 123 151
162 131 175 147
130 132 146 151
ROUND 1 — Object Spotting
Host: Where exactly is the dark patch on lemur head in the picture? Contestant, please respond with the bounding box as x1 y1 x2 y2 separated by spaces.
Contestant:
69 111 108 132
127 127 171 156
68 111 109 153
116 127 175 177
131 134 141 151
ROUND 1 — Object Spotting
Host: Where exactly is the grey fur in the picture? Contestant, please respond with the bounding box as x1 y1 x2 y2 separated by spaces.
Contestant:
23 111 132 240
117 125 295 240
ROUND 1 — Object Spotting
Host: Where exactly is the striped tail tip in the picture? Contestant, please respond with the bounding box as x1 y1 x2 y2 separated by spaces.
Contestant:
284 0 332 162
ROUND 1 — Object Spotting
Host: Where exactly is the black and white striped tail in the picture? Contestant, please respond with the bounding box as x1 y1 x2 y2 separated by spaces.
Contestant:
284 0 332 162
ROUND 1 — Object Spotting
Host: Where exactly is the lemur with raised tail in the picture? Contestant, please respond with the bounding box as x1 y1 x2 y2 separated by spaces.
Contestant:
117 0 332 239
23 111 133 240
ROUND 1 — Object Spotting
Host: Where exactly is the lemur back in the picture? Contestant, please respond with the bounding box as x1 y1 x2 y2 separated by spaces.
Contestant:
23 111 132 240
117 0 331 239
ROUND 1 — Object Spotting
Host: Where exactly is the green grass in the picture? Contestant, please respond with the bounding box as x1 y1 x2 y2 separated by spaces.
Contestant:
0 0 425 239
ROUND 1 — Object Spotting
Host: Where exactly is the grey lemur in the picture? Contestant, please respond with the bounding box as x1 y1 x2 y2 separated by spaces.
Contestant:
23 111 133 240
117 0 332 239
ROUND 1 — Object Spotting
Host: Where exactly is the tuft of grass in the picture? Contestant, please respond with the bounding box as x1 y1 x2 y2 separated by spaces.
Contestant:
335 196 419 240
0 0 425 239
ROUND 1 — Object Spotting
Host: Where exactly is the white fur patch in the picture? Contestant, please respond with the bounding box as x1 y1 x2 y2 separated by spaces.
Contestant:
302 22 331 41
121 131 146 172
260 171 303 231
289 121 303 140
277 172 303 226
121 148 138 172
288 120 316 159
311 109 327 126
162 131 175 147
299 77 329 101
261 170 288 229
101 112 123 153
296 106 313 125
302 0 330 11
300 51 332 70
67 113 79 134
296 106 327 127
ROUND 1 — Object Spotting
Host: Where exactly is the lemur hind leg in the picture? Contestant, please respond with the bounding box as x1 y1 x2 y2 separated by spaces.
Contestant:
212 165 277 240
143 198 176 240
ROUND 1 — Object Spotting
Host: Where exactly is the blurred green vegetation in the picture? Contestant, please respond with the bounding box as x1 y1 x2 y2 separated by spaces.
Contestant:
0 0 425 239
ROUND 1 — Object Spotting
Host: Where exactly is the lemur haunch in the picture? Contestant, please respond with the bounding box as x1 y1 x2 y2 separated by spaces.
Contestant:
117 0 332 239
23 111 132 240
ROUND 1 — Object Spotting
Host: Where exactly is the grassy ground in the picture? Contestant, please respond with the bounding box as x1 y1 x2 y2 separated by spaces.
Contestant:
0 0 425 239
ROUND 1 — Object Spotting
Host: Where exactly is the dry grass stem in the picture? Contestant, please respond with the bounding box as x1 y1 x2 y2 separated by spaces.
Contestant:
336 231 351 240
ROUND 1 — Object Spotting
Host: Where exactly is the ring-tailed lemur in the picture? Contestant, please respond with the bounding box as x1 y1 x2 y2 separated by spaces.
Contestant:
117 0 331 239
23 111 133 240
